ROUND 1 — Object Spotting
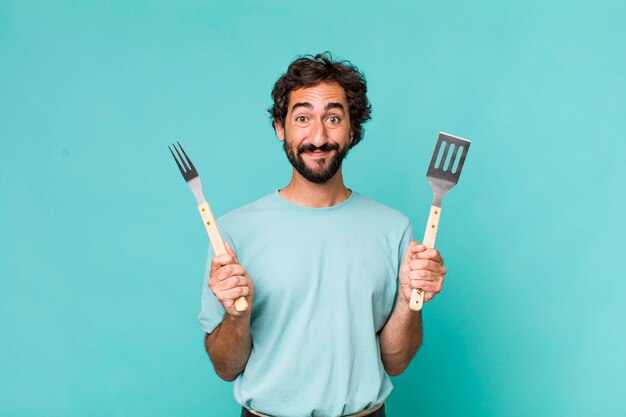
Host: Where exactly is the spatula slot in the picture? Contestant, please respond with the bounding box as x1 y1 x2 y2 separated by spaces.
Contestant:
442 143 457 171
434 141 447 169
451 146 464 173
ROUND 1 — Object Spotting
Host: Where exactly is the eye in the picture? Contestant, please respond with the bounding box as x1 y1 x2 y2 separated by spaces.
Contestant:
328 115 341 124
295 115 308 123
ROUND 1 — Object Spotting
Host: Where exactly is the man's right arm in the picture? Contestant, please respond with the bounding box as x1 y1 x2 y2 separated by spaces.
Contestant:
205 314 252 381
204 243 255 381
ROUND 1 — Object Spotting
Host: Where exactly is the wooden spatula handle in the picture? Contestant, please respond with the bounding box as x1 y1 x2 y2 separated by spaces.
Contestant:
409 205 441 311
198 202 249 312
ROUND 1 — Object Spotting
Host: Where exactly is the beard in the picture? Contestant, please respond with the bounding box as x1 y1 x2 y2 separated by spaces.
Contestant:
283 137 350 184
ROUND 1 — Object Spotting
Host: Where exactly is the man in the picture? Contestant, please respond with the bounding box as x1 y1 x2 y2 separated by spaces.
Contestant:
199 52 446 417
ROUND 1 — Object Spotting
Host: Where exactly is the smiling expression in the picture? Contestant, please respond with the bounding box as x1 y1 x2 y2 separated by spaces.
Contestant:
275 82 354 183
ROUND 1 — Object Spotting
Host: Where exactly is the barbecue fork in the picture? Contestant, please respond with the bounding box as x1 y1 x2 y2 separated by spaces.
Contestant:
169 142 248 312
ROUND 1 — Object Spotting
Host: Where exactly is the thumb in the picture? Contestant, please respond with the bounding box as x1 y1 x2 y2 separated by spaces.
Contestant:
401 241 427 264
209 241 237 276
224 241 238 263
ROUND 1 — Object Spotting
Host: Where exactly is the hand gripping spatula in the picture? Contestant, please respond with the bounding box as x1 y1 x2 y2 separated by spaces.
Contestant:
169 141 248 312
409 132 471 311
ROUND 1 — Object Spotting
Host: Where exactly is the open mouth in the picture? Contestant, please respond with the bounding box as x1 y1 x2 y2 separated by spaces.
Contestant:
303 150 330 157
301 147 338 158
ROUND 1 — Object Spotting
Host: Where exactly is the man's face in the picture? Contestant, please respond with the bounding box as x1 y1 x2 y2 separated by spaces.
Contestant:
275 82 353 184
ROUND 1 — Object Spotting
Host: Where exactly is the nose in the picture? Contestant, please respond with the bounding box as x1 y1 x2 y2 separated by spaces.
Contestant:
308 121 329 147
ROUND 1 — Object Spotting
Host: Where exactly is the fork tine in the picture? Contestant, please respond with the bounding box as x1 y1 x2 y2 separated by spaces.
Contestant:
177 141 196 172
173 142 190 172
169 145 187 176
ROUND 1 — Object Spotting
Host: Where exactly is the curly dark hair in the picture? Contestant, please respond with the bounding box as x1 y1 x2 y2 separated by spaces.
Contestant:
268 52 372 148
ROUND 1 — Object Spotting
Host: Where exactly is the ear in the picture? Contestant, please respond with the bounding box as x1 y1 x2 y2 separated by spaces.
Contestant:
274 119 285 142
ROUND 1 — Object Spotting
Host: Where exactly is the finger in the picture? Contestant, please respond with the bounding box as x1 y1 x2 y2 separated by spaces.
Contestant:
423 292 436 303
413 248 443 264
218 285 250 303
409 259 446 274
208 268 244 290
402 241 427 264
212 264 246 282
209 265 248 289
212 275 248 290
408 277 441 292
210 253 235 275
409 279 442 293
408 269 440 281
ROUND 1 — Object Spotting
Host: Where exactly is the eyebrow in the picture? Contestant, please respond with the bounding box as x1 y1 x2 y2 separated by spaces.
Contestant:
325 102 345 112
291 102 313 112
290 101 345 112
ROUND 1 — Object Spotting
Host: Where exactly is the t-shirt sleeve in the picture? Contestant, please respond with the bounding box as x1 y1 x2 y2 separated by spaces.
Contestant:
197 226 234 334
391 220 414 310
398 221 414 268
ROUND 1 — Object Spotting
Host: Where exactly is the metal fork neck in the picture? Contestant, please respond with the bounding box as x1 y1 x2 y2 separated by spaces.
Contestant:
188 177 206 205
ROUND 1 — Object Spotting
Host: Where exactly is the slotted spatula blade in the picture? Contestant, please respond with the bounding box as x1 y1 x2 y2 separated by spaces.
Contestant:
426 132 471 207
409 132 471 311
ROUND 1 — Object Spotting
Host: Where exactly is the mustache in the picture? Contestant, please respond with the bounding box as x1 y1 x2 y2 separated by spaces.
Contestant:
297 143 340 153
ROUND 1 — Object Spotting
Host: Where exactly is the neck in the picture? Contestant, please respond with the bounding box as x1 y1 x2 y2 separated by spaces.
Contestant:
279 168 351 208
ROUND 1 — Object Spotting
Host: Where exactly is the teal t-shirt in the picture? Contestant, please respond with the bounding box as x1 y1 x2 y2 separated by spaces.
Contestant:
198 190 413 417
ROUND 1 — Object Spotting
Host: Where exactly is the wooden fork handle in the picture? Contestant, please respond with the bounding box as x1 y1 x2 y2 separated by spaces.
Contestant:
409 205 441 311
198 202 249 312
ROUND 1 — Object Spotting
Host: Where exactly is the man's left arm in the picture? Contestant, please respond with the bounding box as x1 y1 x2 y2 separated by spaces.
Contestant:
379 242 446 376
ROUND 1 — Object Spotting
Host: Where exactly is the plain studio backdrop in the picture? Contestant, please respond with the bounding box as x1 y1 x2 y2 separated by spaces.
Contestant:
1 1 625 416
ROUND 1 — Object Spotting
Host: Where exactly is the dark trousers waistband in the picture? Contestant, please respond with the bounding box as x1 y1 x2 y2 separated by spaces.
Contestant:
240 404 386 417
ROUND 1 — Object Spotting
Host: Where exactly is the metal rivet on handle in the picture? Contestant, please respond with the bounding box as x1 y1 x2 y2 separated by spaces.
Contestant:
206 221 211 225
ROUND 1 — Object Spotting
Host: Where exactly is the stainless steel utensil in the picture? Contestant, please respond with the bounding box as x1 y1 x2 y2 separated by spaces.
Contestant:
410 132 471 311
169 141 248 312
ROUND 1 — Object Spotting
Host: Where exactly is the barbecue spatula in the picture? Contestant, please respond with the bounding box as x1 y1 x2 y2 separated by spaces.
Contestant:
409 132 471 311
169 141 248 312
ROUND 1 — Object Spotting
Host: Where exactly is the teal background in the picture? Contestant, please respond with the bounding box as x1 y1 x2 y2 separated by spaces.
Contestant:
1 1 625 416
